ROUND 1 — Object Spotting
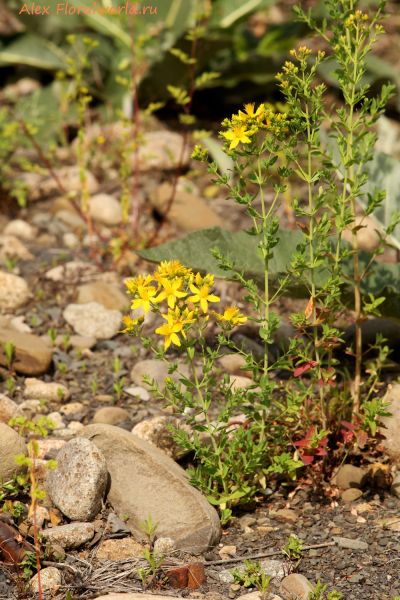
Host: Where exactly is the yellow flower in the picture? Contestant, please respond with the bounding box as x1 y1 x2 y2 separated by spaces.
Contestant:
188 283 220 313
161 307 196 339
154 260 192 282
155 278 187 308
131 284 157 313
238 103 264 121
97 136 105 144
119 315 144 334
213 305 247 326
221 125 254 150
126 274 153 294
155 319 182 349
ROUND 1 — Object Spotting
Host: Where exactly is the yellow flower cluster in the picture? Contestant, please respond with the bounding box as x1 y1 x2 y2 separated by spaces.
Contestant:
220 102 289 151
122 260 247 348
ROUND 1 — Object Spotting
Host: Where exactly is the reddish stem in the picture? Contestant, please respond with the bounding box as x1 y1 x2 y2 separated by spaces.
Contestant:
31 451 42 600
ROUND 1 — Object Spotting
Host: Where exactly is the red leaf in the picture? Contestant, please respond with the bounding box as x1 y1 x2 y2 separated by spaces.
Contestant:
357 430 368 447
316 448 327 456
341 420 356 431
301 454 315 465
294 361 318 378
305 297 314 319
293 440 309 448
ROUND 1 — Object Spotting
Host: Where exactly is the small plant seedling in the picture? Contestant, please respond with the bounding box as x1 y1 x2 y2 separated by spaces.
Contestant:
113 355 121 376
230 560 262 588
137 566 148 587
4 256 18 273
63 333 70 351
130 344 138 355
76 348 82 359
81 361 86 372
5 377 15 396
138 515 158 543
37 288 44 300
91 378 98 395
58 362 67 376
113 377 125 401
327 591 343 600
47 328 58 346
39 399 46 411
30 315 37 327
2 340 15 370
282 534 303 560
142 547 167 581
123 514 129 522
51 257 57 268
256 572 271 600
57 388 64 402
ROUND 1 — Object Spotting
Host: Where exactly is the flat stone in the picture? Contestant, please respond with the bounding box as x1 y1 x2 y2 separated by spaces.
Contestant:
63 302 122 340
219 545 236 560
42 522 94 548
0 235 34 260
78 424 221 552
46 438 108 521
281 574 314 600
219 559 284 583
334 464 368 490
275 509 298 524
0 394 24 424
0 423 28 481
60 402 85 415
45 261 98 283
131 416 192 460
218 354 249 375
0 329 52 375
332 537 368 550
0 272 29 311
30 567 61 593
3 219 35 241
89 194 122 226
93 406 130 426
149 182 222 231
23 378 70 402
96 538 145 560
342 488 363 502
77 280 128 311
230 375 260 393
125 386 150 401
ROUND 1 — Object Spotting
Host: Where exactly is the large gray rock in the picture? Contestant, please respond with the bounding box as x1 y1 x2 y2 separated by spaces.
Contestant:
63 302 122 340
78 424 221 552
42 522 94 548
0 272 29 311
46 438 108 521
0 423 28 481
380 384 400 457
0 329 52 375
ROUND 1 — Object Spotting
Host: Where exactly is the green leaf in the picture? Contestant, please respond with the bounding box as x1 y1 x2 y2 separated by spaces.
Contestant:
137 226 400 321
0 34 67 70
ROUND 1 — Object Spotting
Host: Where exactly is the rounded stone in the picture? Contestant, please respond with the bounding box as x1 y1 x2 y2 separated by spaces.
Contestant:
0 272 29 311
77 280 128 311
96 538 145 560
23 378 70 402
154 537 176 556
93 406 130 426
3 219 35 241
42 522 94 548
89 194 122 226
63 302 122 340
342 488 363 502
0 393 24 424
335 464 368 490
46 437 108 521
30 567 61 593
281 574 314 600
0 423 28 481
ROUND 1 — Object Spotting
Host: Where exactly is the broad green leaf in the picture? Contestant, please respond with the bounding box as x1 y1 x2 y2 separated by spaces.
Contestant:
0 35 66 70
137 226 400 321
